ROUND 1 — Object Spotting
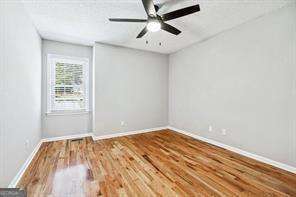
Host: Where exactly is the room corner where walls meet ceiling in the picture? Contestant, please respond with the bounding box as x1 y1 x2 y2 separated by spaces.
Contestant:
22 0 293 54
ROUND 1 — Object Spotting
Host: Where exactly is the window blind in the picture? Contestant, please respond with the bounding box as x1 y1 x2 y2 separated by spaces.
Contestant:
47 54 89 112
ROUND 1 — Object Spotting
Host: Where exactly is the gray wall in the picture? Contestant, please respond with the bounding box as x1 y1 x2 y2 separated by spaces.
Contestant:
42 40 93 138
0 1 42 186
94 43 168 136
169 4 296 167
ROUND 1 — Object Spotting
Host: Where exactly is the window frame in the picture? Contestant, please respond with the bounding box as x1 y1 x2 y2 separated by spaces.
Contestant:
47 54 89 114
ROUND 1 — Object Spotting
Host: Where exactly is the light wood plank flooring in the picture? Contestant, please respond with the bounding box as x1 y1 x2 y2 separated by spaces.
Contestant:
18 129 296 196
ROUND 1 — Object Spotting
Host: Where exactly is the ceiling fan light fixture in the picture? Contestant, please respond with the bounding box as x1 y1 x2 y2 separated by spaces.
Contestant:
147 20 161 32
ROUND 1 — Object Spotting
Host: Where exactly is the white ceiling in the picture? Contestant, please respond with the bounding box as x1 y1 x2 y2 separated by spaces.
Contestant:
23 0 293 54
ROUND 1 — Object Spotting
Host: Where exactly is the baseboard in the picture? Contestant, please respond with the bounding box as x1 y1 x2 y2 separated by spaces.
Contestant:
8 132 94 187
8 128 169 187
8 140 43 188
10 126 294 188
92 126 168 140
168 126 296 174
42 132 93 142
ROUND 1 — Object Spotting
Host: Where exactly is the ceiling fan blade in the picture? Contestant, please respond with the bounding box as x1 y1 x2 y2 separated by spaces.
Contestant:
109 18 147 22
161 23 181 35
154 4 160 13
141 0 157 17
161 4 200 21
156 0 186 14
136 26 148 38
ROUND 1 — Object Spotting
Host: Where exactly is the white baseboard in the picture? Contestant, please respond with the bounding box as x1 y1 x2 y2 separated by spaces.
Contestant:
9 126 295 187
8 132 94 187
42 132 93 142
92 126 168 141
8 128 166 187
168 126 296 174
8 140 43 188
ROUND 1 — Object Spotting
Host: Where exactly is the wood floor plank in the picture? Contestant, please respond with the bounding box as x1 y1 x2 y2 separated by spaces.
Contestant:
17 129 296 196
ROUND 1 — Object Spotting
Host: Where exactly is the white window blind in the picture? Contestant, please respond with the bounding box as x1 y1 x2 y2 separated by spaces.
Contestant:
47 54 89 113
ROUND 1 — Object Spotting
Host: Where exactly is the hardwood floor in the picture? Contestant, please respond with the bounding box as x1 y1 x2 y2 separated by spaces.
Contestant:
18 129 296 196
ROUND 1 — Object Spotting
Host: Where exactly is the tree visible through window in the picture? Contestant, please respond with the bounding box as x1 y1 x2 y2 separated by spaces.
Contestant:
47 54 89 112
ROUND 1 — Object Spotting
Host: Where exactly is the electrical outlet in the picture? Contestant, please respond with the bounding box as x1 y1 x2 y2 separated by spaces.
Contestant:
209 125 213 132
25 140 30 149
120 121 126 126
221 129 227 136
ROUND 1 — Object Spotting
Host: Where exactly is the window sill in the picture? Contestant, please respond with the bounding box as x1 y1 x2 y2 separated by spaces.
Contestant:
46 111 90 116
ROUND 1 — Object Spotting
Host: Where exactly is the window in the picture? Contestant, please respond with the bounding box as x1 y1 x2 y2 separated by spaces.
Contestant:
47 54 89 113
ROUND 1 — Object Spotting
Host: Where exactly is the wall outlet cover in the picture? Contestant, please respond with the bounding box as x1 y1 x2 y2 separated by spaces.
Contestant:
209 125 213 132
222 129 227 135
25 140 30 149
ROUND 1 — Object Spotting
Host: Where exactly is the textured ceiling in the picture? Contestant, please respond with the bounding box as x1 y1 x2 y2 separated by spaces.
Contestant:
23 0 293 54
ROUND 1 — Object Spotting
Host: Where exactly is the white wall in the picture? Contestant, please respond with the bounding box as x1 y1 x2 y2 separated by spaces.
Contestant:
94 43 168 136
1 2 294 188
0 1 42 186
42 40 93 138
169 4 296 167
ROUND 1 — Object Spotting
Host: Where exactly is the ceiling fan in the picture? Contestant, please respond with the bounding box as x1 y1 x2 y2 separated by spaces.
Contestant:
109 0 200 38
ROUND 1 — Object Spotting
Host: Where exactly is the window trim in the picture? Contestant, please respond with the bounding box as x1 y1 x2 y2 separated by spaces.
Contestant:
47 54 89 114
